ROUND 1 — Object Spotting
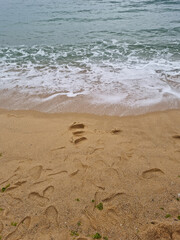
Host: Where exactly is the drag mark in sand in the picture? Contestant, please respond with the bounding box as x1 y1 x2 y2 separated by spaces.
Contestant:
172 135 180 139
111 129 122 135
102 192 125 203
48 170 68 176
50 146 65 151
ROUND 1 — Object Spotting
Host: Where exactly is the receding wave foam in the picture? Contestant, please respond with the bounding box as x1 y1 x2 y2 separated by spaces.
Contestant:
0 40 180 114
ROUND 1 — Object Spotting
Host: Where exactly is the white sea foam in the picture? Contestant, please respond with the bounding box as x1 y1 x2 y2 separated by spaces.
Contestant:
0 60 179 105
0 43 180 113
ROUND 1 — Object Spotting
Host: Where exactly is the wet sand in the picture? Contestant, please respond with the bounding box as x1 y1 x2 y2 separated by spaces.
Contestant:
0 108 180 239
0 89 180 116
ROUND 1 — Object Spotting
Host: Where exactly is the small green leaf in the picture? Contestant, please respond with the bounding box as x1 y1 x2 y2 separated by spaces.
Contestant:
1 184 10 193
165 214 171 218
93 233 102 239
103 237 108 240
92 199 95 203
160 207 164 210
77 221 81 226
11 222 17 227
177 198 180 201
70 230 79 236
75 198 80 202
177 216 180 220
96 202 103 211
0 208 4 211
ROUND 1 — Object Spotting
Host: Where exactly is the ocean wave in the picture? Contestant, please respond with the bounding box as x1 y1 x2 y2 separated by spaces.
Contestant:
0 40 179 108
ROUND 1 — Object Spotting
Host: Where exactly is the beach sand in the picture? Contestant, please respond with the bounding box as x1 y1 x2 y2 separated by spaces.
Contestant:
0 108 180 240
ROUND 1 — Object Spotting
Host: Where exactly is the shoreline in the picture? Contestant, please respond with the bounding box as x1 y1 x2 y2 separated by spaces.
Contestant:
0 89 180 117
1 106 180 118
1 106 180 121
0 108 180 239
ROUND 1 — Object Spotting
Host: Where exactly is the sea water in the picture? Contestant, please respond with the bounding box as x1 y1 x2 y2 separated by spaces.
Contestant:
0 0 180 114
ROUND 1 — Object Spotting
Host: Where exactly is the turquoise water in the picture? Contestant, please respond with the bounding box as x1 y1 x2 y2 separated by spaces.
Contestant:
0 0 180 113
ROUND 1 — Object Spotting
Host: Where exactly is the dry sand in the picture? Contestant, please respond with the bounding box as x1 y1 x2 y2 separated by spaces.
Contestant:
0 108 180 240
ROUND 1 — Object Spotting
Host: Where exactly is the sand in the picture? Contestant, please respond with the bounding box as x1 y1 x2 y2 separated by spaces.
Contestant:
0 108 180 240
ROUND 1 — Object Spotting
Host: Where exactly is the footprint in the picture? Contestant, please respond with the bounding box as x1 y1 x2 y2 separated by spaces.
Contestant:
28 192 48 206
140 222 180 240
73 131 85 136
29 165 43 180
2 194 22 207
43 186 54 198
142 168 164 179
5 216 31 240
70 123 85 130
74 137 87 144
0 174 17 185
69 123 87 144
17 217 31 233
45 206 59 226
83 209 98 230
107 208 119 224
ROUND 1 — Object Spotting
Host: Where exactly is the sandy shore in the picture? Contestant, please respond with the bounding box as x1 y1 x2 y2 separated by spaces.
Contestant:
0 108 180 240
1 89 180 117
